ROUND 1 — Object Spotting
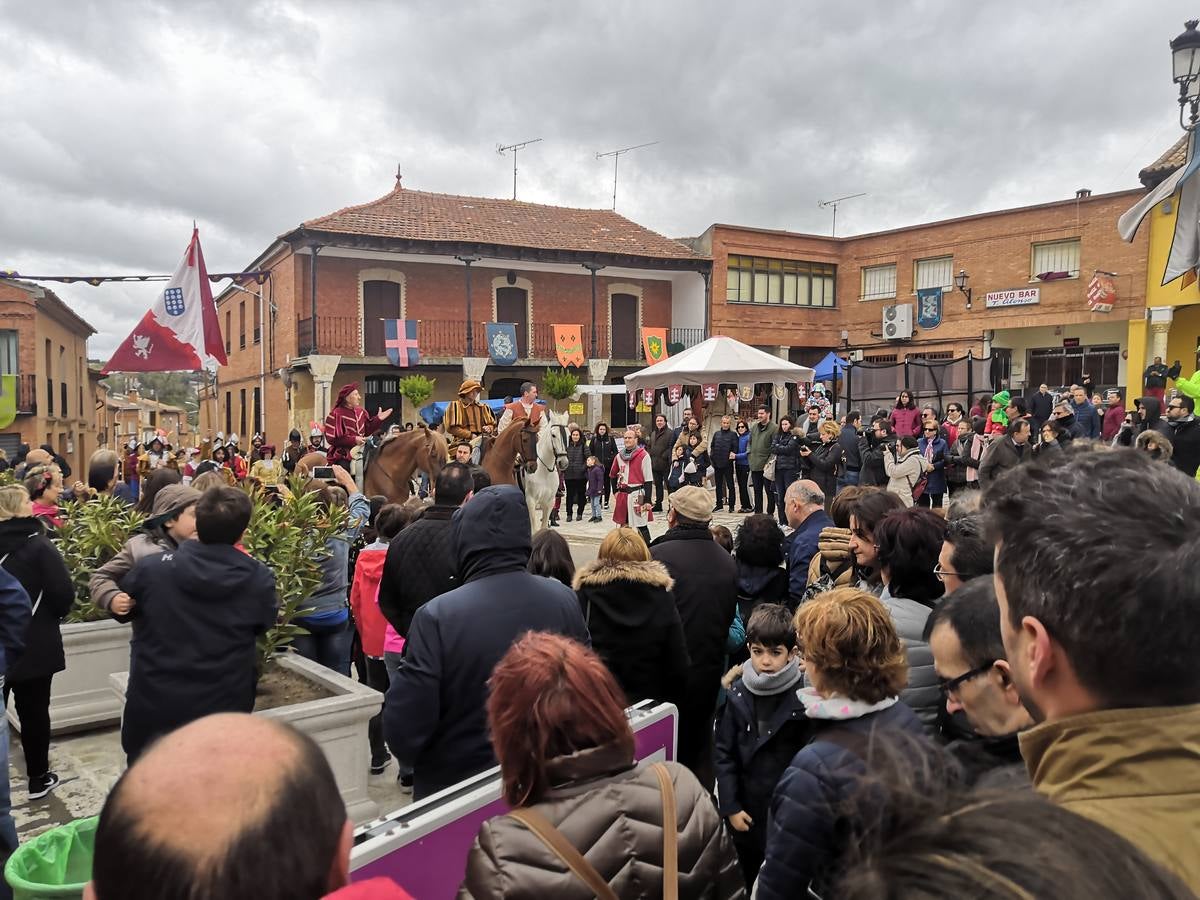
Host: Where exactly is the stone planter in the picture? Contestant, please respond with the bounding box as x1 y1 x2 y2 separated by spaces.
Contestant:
111 653 383 824
9 619 132 736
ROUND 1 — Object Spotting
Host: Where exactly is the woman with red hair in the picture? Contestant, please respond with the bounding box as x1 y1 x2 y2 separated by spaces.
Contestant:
460 632 741 899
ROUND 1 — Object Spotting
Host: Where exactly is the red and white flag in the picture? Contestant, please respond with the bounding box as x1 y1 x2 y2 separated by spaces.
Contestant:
102 229 227 373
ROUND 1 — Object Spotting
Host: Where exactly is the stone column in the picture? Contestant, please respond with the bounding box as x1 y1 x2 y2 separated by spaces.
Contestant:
588 358 610 428
1149 306 1174 365
307 354 342 426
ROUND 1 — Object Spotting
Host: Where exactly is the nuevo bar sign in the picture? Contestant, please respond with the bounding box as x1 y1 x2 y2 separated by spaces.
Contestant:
985 288 1040 308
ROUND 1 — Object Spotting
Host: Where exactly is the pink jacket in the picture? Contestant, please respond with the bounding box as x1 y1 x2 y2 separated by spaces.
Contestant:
889 406 922 438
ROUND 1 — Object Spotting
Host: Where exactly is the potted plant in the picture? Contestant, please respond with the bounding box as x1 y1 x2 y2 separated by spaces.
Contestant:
22 494 145 735
542 367 579 412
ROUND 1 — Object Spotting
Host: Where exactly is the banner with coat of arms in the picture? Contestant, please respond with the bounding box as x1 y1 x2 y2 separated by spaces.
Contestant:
552 324 585 367
642 328 669 364
701 383 718 402
916 287 943 329
485 322 518 366
1086 274 1116 313
738 383 754 403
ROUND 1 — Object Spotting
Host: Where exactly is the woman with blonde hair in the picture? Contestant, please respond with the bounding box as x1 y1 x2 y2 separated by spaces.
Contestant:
799 419 845 508
572 526 689 707
0 484 74 799
460 632 741 899
756 588 926 899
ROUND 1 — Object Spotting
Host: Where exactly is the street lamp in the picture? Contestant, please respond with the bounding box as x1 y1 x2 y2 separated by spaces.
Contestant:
1172 20 1200 130
954 269 973 309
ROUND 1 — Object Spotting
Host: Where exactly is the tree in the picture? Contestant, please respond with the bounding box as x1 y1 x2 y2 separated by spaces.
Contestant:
542 368 579 411
399 375 436 422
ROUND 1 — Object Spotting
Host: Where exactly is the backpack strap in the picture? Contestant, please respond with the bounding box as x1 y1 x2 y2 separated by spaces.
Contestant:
506 808 618 900
652 762 680 900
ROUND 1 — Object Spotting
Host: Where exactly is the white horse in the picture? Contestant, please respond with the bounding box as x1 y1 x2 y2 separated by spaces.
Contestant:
525 409 569 533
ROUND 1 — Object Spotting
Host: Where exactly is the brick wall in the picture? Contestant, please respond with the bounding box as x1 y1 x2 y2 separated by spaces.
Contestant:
707 189 1150 357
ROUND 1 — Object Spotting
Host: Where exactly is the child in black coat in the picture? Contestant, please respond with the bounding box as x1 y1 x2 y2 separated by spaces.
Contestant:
715 603 810 891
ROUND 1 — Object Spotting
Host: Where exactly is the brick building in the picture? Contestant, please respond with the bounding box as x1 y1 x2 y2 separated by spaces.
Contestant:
690 187 1149 399
212 176 710 439
0 279 96 474
95 383 190 450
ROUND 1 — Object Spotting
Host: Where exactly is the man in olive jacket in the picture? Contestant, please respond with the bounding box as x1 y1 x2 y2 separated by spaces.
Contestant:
747 406 778 516
989 448 1200 892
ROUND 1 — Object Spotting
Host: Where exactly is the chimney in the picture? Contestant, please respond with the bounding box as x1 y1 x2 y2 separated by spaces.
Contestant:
127 389 139 403
1075 188 1092 199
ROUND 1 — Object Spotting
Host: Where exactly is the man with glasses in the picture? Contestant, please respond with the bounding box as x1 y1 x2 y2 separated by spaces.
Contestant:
709 415 739 514
924 578 1032 767
733 420 753 513
1167 395 1200 478
936 514 994 595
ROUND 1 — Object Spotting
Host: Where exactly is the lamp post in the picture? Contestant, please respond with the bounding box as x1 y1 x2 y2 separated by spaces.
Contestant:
1172 20 1200 131
954 269 973 310
455 255 481 356
582 262 606 357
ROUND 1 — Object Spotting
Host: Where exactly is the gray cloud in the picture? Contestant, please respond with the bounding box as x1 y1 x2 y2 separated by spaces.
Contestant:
0 0 1191 356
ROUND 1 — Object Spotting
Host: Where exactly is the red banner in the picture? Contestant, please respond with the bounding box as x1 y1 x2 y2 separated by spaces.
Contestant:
667 384 683 405
1086 274 1116 313
701 383 718 402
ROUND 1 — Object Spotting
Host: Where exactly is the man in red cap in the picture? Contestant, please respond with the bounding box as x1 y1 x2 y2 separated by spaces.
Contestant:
324 383 393 472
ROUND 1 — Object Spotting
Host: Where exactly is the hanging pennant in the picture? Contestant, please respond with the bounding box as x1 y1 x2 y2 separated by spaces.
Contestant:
773 383 787 400
642 388 655 407
796 383 808 403
1086 273 1116 313
628 390 637 409
667 384 683 405
738 383 754 403
701 383 718 402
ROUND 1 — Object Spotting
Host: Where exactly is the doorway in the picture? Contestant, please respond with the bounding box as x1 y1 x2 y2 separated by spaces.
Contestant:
363 281 402 356
495 287 529 359
611 293 638 359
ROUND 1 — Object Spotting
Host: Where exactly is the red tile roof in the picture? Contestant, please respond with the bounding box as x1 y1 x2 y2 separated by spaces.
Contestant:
1140 134 1188 187
299 185 706 261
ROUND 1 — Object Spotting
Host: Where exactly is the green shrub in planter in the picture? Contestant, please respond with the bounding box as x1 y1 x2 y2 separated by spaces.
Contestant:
53 494 145 623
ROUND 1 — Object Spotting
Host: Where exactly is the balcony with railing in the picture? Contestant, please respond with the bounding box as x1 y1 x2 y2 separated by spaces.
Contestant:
11 374 36 416
296 317 708 363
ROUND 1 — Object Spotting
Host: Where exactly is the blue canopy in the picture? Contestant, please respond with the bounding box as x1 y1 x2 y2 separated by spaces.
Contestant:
417 398 545 425
811 351 848 382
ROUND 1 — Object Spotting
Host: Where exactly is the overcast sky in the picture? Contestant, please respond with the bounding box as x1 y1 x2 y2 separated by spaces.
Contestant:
0 0 1193 356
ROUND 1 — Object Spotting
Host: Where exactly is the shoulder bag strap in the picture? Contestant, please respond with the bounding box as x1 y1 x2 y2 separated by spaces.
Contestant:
506 808 618 900
652 762 680 900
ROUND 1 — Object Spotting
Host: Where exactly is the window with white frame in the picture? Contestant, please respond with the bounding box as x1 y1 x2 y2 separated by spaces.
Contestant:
1031 238 1081 280
914 256 953 291
860 264 897 301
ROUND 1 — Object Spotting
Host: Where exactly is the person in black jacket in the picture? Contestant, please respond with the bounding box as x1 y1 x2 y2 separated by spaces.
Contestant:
588 423 618 508
709 416 739 514
384 485 590 800
0 567 28 861
800 421 844 511
715 604 809 890
0 485 74 799
563 427 588 522
117 487 277 763
757 588 927 899
770 417 803 526
1167 395 1200 477
733 514 788 640
573 526 689 706
859 418 893 487
378 463 472 637
650 486 738 789
837 411 864 491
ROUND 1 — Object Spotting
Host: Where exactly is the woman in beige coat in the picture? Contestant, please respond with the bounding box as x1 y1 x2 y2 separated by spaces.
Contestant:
883 435 933 508
459 632 742 900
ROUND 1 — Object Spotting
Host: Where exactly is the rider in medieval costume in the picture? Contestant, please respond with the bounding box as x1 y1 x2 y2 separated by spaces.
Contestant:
611 427 654 545
444 379 496 463
324 382 393 473
496 381 543 434
308 425 326 455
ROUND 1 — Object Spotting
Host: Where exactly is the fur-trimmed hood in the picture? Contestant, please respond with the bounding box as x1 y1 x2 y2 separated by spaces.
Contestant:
572 557 674 592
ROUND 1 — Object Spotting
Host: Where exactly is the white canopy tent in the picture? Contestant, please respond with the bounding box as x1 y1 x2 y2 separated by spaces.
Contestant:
623 335 815 391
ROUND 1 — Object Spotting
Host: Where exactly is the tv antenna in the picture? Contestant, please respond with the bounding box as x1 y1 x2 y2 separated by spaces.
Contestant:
596 141 659 210
497 138 543 200
817 192 866 236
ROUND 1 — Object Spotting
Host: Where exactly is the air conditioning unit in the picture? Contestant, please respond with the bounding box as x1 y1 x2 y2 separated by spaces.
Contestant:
849 349 864 362
882 304 913 340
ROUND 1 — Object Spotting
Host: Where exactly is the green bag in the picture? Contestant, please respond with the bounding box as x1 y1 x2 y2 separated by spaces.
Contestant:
4 816 98 900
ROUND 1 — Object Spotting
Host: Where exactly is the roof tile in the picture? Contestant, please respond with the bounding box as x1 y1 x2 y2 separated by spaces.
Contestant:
300 186 706 261
1140 134 1188 187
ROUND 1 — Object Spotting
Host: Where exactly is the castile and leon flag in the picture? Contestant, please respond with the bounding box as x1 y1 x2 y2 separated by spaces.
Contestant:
102 228 227 373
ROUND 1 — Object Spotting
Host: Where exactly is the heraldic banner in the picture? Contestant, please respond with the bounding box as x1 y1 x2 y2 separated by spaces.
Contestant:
486 322 519 366
642 327 669 364
916 287 943 330
553 324 585 367
383 319 421 368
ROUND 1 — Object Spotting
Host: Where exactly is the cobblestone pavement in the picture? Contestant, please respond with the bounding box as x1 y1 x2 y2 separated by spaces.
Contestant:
6 491 763 841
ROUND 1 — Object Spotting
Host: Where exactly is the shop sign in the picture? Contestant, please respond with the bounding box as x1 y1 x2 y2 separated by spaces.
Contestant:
984 288 1040 308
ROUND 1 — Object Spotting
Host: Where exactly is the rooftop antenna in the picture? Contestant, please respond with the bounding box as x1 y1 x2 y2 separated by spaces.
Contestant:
497 138 543 200
596 141 659 210
817 192 866 237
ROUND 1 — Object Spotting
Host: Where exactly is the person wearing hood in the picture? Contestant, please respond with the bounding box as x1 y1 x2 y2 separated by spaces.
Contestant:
115 486 277 762
572 526 689 707
984 391 1010 437
325 383 392 473
383 485 589 800
1120 395 1173 448
90 483 201 615
0 484 74 800
732 515 788 640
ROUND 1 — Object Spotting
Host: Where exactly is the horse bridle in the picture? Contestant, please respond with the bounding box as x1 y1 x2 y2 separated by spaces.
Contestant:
537 422 570 473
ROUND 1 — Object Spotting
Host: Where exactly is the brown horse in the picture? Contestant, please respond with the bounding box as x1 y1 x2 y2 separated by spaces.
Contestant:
482 417 539 487
294 425 447 504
